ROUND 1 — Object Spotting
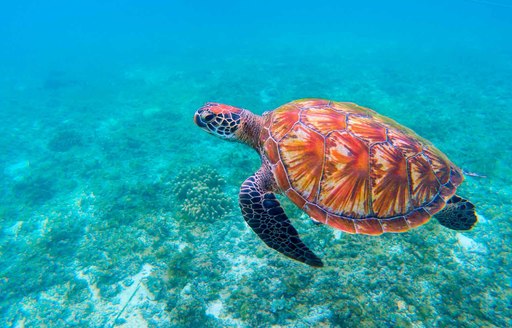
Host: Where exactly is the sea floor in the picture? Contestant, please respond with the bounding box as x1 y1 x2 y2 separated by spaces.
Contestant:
0 48 510 327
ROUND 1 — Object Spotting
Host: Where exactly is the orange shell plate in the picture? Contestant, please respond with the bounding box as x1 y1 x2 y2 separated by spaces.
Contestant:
263 99 464 235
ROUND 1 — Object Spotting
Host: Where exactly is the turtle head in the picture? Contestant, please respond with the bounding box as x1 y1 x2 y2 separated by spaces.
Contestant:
194 103 244 140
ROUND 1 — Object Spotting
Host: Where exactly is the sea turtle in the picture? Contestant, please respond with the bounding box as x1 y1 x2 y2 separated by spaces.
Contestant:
193 99 477 267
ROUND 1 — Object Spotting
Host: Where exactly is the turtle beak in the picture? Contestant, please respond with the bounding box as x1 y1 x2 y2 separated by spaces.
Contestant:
194 111 207 128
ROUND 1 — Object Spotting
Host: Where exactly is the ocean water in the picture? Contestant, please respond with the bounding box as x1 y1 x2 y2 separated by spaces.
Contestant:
1 0 511 327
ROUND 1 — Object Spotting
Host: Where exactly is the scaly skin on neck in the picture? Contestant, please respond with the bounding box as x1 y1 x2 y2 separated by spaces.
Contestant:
235 110 265 150
235 110 279 193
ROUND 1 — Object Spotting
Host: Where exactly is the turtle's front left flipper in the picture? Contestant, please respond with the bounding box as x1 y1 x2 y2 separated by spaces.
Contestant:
239 171 323 267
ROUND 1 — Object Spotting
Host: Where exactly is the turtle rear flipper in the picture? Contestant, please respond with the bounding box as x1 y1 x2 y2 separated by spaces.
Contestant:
239 169 323 267
435 195 477 230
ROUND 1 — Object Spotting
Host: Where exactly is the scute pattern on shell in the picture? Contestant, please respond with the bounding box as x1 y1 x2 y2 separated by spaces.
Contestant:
263 99 463 235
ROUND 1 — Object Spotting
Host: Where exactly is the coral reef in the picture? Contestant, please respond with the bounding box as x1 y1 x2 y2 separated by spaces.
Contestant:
0 36 510 327
12 173 56 205
171 165 233 221
48 129 83 152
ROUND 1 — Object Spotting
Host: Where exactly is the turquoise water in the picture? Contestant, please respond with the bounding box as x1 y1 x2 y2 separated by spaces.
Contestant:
1 1 511 326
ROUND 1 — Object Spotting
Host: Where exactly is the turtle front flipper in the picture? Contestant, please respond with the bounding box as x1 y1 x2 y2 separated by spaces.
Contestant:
239 170 323 267
435 195 477 230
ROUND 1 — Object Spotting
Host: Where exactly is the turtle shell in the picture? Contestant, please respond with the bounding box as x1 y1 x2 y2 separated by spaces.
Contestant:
261 99 464 235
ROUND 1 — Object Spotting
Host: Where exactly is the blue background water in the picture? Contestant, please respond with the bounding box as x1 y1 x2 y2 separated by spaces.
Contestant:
1 1 511 327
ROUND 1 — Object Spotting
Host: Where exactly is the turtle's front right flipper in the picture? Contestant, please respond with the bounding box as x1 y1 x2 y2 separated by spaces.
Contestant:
435 195 477 230
239 172 323 267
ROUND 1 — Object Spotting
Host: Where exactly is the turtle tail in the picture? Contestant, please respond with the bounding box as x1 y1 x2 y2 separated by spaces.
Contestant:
435 195 477 230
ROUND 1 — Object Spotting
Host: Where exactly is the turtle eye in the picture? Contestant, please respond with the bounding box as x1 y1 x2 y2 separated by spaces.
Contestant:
201 112 215 122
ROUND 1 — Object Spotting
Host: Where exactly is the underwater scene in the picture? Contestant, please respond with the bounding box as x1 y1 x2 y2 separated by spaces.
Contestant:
1 0 511 327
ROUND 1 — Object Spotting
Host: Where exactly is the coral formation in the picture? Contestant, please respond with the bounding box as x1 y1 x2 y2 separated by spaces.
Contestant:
172 165 233 221
12 174 56 205
0 34 510 327
48 129 83 152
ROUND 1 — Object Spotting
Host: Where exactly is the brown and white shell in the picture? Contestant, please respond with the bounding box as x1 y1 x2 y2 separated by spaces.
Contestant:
261 99 463 235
